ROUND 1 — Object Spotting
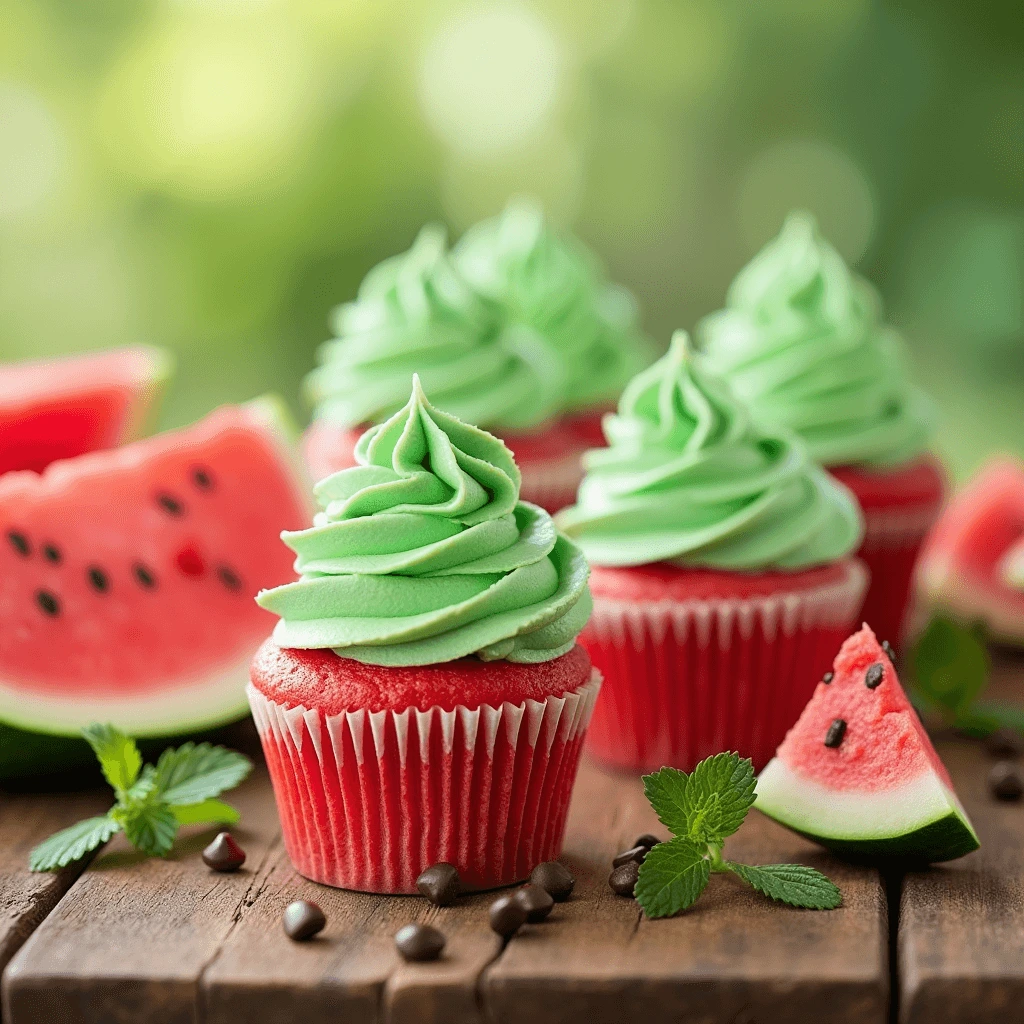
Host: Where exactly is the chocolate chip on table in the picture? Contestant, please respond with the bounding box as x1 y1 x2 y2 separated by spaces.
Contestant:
989 761 1024 802
529 861 575 902
513 883 554 923
416 863 461 907
283 900 326 941
609 860 640 897
202 832 246 872
612 845 648 868
634 834 660 850
985 727 1024 760
824 718 847 748
489 893 528 938
395 923 446 962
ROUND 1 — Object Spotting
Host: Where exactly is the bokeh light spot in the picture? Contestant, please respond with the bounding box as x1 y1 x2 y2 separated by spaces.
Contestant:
0 83 65 220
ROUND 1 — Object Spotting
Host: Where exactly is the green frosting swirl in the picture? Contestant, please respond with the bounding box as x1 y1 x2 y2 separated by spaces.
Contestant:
454 199 657 411
555 332 863 570
698 211 934 468
304 224 567 432
258 377 592 665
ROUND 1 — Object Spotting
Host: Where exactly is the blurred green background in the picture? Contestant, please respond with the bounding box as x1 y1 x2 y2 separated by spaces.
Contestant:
1 0 1021 481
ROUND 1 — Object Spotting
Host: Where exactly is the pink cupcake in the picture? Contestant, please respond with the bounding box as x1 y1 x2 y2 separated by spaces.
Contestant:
303 204 655 513
556 332 866 773
699 212 943 642
252 377 597 891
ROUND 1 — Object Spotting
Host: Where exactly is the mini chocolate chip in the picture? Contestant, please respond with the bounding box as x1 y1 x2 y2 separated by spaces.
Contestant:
989 761 1024 802
609 860 639 897
133 562 157 589
283 900 326 941
882 640 896 663
156 492 185 517
217 565 243 592
191 466 214 491
612 845 648 868
822 671 834 685
416 863 460 907
35 590 60 617
865 663 884 689
984 727 1024 760
42 543 62 564
529 861 575 902
513 884 554 923
7 530 30 557
395 923 446 962
634 833 660 850
202 832 246 872
824 719 847 748
87 566 109 593
489 893 528 938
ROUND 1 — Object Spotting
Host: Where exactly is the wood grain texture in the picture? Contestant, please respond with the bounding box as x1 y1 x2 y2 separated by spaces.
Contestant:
482 756 890 1024
899 648 1024 1024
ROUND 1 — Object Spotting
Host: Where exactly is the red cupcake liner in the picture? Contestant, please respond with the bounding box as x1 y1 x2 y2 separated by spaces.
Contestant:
247 671 601 893
581 560 868 774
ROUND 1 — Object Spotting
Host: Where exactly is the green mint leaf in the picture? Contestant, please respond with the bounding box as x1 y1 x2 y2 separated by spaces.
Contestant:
81 724 142 795
642 766 691 837
116 800 178 858
728 862 842 910
152 743 253 806
634 838 711 918
953 701 1024 739
687 752 756 841
171 799 241 826
29 816 121 872
686 791 723 844
910 616 989 718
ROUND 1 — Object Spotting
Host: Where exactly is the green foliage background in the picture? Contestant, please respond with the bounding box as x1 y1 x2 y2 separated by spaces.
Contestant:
1 0 1021 480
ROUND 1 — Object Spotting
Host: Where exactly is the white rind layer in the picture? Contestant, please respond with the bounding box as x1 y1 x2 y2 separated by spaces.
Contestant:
755 757 968 839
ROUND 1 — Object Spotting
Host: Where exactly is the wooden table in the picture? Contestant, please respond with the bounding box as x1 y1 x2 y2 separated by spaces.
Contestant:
1 655 1022 1024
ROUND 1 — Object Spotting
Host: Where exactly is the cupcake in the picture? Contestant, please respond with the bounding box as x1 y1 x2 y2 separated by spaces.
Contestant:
698 212 943 643
304 205 654 512
556 331 866 773
251 376 598 892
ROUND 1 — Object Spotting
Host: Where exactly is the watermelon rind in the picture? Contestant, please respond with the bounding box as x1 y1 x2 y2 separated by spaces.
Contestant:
755 757 980 863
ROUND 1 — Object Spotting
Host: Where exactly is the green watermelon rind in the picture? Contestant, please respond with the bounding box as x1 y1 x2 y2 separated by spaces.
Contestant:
755 757 980 864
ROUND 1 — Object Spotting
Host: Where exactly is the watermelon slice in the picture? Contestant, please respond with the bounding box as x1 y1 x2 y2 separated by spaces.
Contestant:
0 346 172 475
755 624 979 862
916 459 1024 644
0 397 312 755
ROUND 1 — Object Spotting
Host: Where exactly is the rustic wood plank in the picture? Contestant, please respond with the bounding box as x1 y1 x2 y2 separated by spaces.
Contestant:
481 757 890 1024
898 649 1024 1024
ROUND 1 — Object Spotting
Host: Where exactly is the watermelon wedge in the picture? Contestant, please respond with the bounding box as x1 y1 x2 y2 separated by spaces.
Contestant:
916 459 1024 644
755 624 979 862
0 346 172 475
0 397 312 757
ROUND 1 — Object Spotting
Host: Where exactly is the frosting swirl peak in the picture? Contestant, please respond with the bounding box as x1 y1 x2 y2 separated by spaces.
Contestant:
556 332 863 570
259 377 592 665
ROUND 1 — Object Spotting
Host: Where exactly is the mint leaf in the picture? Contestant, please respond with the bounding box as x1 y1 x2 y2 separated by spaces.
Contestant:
635 838 711 918
642 766 691 837
171 799 240 826
116 800 178 857
29 816 121 872
910 616 989 719
81 724 141 795
728 862 842 910
152 743 252 806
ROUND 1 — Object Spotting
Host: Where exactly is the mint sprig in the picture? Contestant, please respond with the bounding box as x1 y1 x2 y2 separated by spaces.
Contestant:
635 753 841 918
29 725 252 872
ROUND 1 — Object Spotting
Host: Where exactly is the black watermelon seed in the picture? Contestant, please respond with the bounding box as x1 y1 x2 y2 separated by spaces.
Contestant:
156 492 185 517
191 466 215 491
822 671 834 685
217 565 242 592
42 543 62 564
133 562 157 589
35 590 60 616
824 719 847 748
882 640 896 663
7 530 30 557
87 566 110 593
865 663 884 689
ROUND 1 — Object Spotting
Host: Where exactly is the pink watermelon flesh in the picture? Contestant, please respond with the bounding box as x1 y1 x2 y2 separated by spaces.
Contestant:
0 398 312 738
916 458 1024 644
0 346 171 475
756 624 979 862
